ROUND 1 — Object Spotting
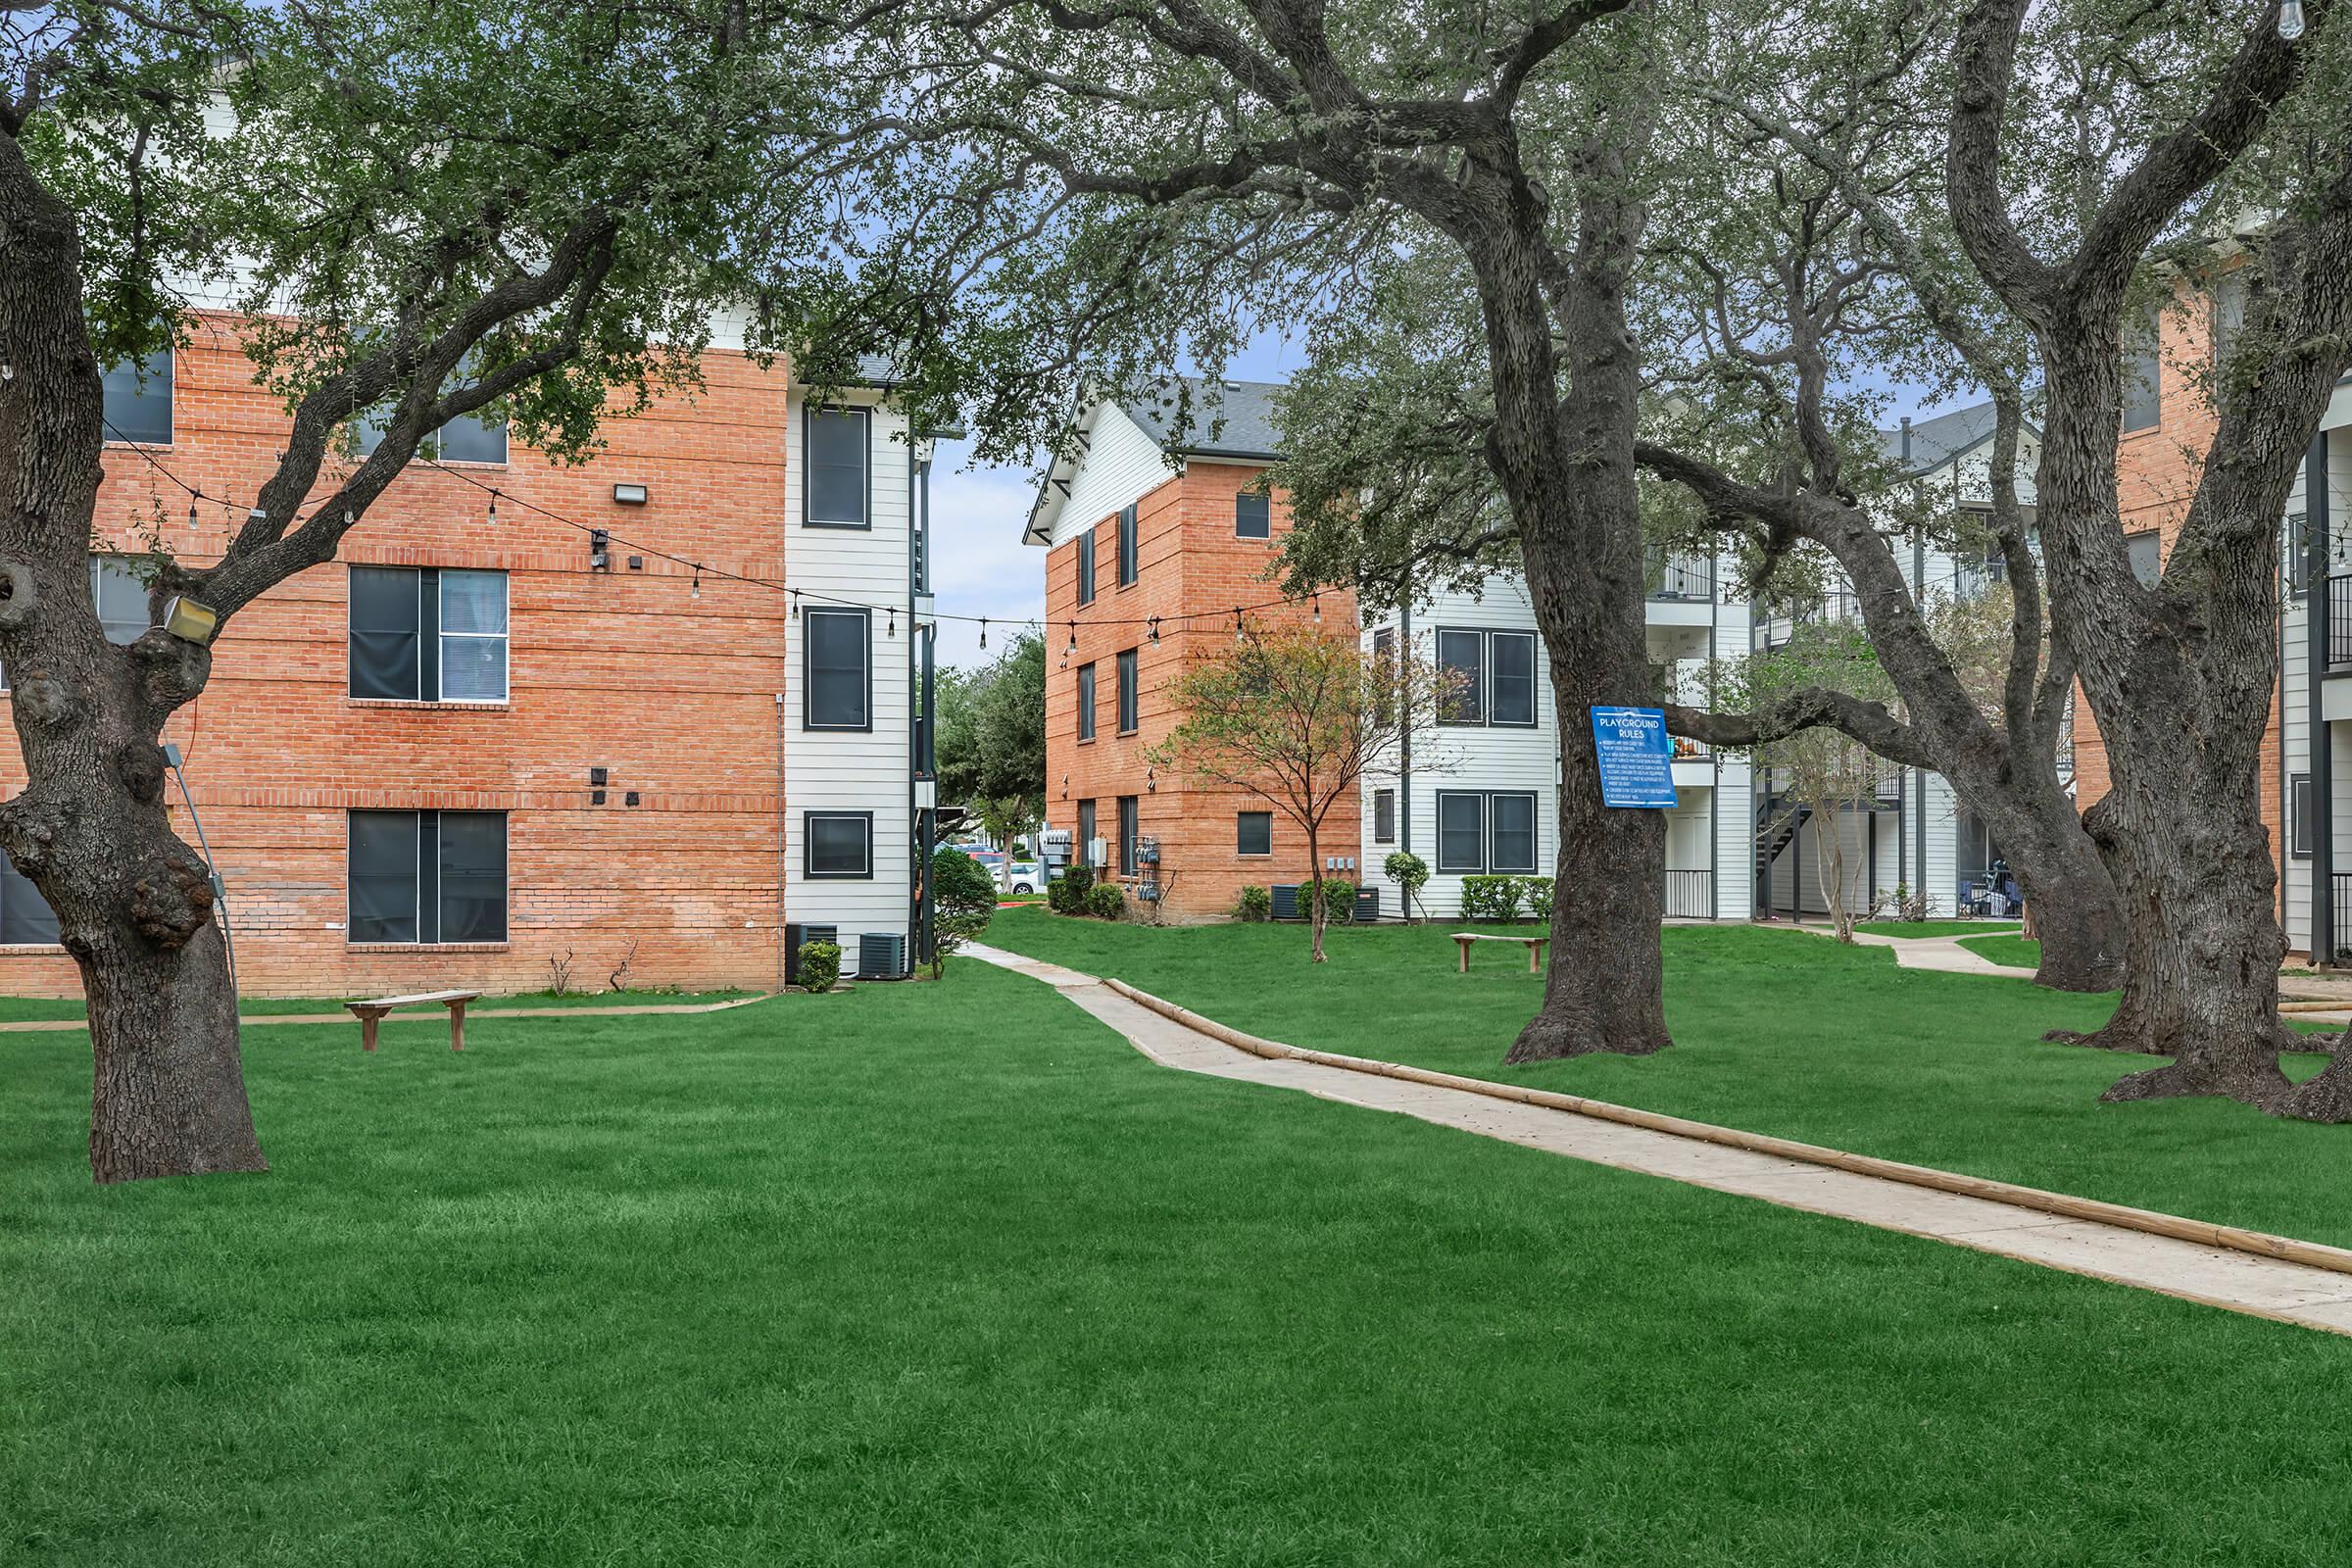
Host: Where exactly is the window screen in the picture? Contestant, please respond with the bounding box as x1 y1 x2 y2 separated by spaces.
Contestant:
2122 310 2161 433
0 853 60 945
350 566 423 700
1118 796 1139 874
807 407 868 526
806 811 873 878
805 609 870 729
1437 793 1485 873
355 405 507 464
1374 788 1396 845
1116 649 1139 733
89 559 150 645
100 352 172 445
1490 793 1539 874
1077 800 1098 865
437 570 509 701
1116 504 1138 585
1438 629 1484 722
2293 774 2315 859
1238 810 1272 857
348 809 420 943
350 566 508 701
1077 530 1096 605
1490 632 1537 726
2126 531 2163 588
1077 662 1097 741
347 809 507 944
1236 493 1271 539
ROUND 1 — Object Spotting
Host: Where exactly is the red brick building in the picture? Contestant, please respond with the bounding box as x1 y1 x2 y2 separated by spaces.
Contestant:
1026 379 1357 918
0 317 939 996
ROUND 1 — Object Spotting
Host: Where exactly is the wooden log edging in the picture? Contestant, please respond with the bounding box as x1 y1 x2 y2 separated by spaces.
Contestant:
1101 976 2352 1282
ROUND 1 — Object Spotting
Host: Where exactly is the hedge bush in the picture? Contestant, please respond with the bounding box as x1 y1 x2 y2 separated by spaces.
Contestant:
1523 875 1555 921
1459 875 1525 923
797 940 842 993
1049 863 1096 915
1305 877 1357 924
1234 884 1272 922
1086 881 1127 919
929 847 998 975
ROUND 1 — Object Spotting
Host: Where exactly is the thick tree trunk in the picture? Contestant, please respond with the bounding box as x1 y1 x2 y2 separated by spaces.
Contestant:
1 131 265 1181
1306 820 1327 963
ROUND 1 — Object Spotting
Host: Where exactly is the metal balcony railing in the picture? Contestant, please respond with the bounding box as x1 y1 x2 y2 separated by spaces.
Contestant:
2328 573 2352 667
1663 869 1714 918
1646 550 1714 602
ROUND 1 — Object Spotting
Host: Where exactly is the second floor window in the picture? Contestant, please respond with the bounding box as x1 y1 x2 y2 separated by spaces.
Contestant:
1116 503 1138 585
1236 492 1270 539
356 404 508 465
100 351 172 445
807 406 869 527
1374 788 1396 845
805 608 871 729
1116 648 1139 733
2122 308 2162 434
1077 530 1096 605
1077 662 1097 741
1438 628 1536 726
348 566 509 703
2127 530 2163 588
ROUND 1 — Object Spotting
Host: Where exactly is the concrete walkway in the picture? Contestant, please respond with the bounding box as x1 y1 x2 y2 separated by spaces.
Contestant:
1771 921 2038 978
0 994 773 1034
965 942 2352 1338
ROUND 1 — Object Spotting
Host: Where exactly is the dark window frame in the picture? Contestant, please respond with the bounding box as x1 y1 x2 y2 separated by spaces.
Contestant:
2122 308 2162 435
1076 799 1098 867
347 564 510 704
1488 791 1541 874
2293 773 2315 860
1436 791 1486 873
1076 662 1098 742
2287 514 2311 598
1116 648 1139 734
804 810 875 879
1237 809 1273 858
355 403 510 466
100 350 174 447
1488 630 1539 728
0 850 60 946
803 404 873 529
1373 788 1396 845
1076 530 1096 606
2126 530 2163 589
1116 503 1139 586
1235 492 1271 540
345 808 508 945
1117 795 1139 875
803 607 874 732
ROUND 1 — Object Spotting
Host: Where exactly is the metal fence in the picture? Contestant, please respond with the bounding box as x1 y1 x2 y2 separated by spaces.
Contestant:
1663 868 1714 918
2329 574 2352 668
1646 551 1715 602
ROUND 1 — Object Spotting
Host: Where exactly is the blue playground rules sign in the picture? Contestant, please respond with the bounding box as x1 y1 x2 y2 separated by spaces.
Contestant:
1591 707 1679 808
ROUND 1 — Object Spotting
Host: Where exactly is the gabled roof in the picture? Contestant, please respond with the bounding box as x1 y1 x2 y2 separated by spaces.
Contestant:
1024 374 1287 544
1874 398 2038 478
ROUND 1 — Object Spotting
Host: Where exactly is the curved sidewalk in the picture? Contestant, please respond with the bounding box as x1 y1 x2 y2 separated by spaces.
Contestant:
965 942 2352 1339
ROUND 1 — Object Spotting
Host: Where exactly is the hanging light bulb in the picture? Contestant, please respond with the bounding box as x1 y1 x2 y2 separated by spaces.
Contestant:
187 496 199 528
690 564 701 600
2280 0 2307 40
488 489 500 526
887 607 896 637
1311 594 1322 624
791 590 801 620
1234 608 1245 643
979 618 989 650
1148 615 1159 647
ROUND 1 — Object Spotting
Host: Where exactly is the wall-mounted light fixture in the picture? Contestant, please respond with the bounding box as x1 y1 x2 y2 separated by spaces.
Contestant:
589 528 611 571
626 556 645 571
1060 772 1069 799
1146 766 1156 794
160 596 220 645
612 482 649 506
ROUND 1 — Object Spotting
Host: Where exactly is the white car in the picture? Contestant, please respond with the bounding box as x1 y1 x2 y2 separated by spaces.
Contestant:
1004 859 1044 895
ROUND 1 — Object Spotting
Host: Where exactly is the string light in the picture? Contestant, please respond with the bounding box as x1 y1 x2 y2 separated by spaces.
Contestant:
188 498 199 529
1234 607 1245 643
979 618 988 649
790 589 801 619
1311 594 1321 624
886 607 896 637
1148 615 1159 647
690 564 701 600
2281 0 2306 40
488 489 499 527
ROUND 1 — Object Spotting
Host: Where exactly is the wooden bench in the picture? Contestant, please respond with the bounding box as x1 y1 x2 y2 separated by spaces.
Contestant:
1452 932 1548 974
345 990 482 1054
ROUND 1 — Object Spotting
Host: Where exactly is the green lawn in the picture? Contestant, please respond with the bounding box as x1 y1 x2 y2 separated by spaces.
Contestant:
986 908 2352 1250
0 987 756 1024
1958 933 2042 970
9 958 2352 1562
1853 919 2023 939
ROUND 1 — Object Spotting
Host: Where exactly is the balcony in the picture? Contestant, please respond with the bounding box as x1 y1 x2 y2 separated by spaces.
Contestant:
2329 574 2352 668
1646 550 1715 603
1664 868 1714 918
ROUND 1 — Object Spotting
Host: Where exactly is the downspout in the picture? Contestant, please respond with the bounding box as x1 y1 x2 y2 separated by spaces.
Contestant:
775 691 786 992
1709 548 1721 919
2308 432 2332 964
912 439 936 974
1399 594 1413 873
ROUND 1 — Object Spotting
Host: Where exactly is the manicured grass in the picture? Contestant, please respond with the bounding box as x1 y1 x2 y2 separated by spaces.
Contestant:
1959 933 2042 970
987 908 2352 1250
1853 919 2023 939
0 987 756 1024
9 959 2352 1562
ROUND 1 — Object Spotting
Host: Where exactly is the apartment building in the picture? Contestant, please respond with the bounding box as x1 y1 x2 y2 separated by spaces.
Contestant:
1751 401 2049 919
1026 377 1354 918
0 319 942 995
1356 566 1756 922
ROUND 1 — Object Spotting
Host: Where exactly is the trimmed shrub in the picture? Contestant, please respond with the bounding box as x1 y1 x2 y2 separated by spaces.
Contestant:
1234 884 1272 922
929 847 998 976
1459 875 1525 923
1307 877 1358 924
1086 881 1127 919
1521 876 1556 922
1383 852 1430 921
797 940 842 993
1050 862 1096 915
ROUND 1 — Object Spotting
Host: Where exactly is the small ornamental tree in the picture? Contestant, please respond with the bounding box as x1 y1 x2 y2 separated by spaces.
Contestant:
1384 852 1431 924
1152 625 1457 963
928 847 997 977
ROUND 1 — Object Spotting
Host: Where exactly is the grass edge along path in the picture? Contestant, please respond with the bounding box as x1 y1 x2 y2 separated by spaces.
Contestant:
982 908 2352 1251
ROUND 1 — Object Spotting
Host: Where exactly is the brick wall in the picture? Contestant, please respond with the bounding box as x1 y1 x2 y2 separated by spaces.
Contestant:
2090 285 2286 926
0 315 800 997
1043 459 1358 918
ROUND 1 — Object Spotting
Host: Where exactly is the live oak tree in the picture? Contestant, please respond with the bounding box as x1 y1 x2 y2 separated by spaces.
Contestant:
1 0 892 1180
1150 624 1456 963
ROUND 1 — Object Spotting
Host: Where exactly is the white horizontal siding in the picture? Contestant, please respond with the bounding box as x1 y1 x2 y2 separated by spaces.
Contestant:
1046 405 1178 549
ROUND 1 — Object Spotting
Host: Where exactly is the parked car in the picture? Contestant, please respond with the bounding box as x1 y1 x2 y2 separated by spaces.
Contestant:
1004 860 1043 895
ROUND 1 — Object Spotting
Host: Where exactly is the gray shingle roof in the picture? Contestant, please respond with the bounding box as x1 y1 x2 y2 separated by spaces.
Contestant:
1116 374 1287 461
1874 399 2034 476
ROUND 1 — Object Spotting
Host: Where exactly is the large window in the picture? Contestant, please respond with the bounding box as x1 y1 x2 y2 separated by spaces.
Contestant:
348 566 509 702
1116 648 1139 734
805 811 873 878
1373 788 1396 845
1236 492 1271 540
1237 810 1272 857
1077 799 1098 866
2126 530 2163 588
100 351 173 445
1118 796 1139 875
1436 790 1540 874
2122 308 2162 434
355 404 508 465
1489 632 1537 726
1116 503 1138 586
1077 530 1096 606
1077 662 1098 741
1438 628 1484 723
804 608 871 730
348 808 508 944
90 559 151 645
806 406 870 527
0 853 59 945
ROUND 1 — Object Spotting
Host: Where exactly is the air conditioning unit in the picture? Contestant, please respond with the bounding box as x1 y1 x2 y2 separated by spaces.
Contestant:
784 923 837 987
857 932 907 980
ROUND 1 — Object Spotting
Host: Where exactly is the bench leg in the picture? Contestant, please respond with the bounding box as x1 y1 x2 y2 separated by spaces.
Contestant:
448 1000 467 1054
1457 941 1469 974
360 1012 381 1053
1529 942 1543 973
